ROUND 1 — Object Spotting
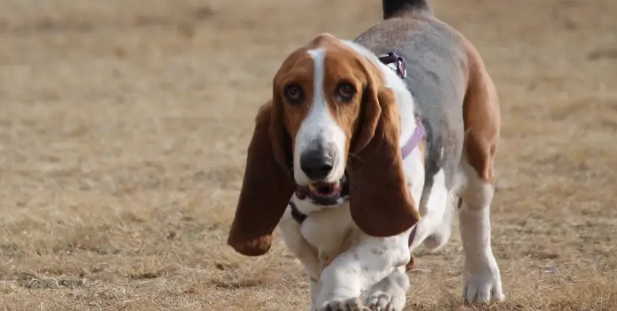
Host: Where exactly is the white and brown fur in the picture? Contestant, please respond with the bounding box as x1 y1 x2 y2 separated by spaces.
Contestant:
227 1 504 310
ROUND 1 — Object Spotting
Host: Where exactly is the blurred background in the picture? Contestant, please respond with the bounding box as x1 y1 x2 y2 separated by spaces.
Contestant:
0 0 615 310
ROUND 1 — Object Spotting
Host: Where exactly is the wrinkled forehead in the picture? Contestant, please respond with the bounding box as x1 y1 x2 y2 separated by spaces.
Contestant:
274 34 368 86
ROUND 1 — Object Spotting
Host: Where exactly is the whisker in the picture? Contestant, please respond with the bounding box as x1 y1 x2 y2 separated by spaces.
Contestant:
347 152 364 164
277 162 295 177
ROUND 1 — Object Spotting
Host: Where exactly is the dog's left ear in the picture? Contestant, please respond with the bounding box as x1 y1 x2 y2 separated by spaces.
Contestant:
347 86 421 237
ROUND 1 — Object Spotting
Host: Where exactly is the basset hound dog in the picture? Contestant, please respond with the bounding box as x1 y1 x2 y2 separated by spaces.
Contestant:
227 0 504 310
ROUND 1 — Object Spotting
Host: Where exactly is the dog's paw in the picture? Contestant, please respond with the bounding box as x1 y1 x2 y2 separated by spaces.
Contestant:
462 270 505 304
317 297 371 311
364 269 408 311
365 292 402 311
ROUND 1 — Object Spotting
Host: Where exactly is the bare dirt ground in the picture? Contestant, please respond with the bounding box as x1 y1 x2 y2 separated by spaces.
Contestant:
0 0 616 310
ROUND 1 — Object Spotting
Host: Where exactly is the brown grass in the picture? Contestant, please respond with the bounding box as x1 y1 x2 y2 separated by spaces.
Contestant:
0 0 616 310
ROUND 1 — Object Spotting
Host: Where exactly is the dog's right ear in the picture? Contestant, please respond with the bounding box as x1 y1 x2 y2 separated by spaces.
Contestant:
227 100 295 256
347 87 420 237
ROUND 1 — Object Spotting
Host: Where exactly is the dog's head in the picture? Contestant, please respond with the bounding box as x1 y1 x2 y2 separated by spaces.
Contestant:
227 33 420 256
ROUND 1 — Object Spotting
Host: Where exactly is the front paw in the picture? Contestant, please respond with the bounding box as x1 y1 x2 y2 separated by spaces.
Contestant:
317 297 370 311
365 292 402 311
462 270 505 304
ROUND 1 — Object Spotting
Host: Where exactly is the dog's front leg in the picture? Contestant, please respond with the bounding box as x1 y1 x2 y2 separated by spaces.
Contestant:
315 230 412 311
278 208 323 311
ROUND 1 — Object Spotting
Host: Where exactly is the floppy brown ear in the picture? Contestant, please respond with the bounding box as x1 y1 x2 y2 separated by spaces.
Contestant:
348 87 421 237
227 100 295 256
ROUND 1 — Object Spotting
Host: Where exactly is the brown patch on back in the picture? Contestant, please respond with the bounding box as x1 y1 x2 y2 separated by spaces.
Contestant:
461 39 500 185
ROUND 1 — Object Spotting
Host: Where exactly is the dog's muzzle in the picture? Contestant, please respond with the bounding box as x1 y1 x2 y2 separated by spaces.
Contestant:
295 172 349 206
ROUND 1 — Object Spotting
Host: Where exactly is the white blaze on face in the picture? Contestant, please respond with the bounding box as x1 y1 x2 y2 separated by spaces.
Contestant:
293 48 347 186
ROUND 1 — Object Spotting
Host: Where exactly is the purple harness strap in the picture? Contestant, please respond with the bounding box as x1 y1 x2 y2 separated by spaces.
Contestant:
401 121 425 159
378 51 425 160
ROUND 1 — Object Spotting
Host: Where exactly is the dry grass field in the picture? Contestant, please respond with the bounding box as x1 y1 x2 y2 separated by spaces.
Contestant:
0 0 616 310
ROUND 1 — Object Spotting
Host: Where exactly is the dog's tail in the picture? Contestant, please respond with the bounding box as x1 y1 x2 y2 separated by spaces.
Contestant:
382 0 432 19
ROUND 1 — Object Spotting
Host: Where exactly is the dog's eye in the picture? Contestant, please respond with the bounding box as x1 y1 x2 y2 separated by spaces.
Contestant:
284 84 304 105
336 82 356 102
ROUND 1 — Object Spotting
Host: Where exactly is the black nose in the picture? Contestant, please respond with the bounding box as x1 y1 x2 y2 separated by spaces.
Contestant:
300 150 334 180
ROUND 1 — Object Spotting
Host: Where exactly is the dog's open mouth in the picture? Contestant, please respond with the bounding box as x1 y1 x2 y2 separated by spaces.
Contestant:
295 174 349 206
308 181 342 199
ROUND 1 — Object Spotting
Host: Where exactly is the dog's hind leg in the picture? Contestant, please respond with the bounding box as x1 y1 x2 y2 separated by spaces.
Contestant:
457 44 504 304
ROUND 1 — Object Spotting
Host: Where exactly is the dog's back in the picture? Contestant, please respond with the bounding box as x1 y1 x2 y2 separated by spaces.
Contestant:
355 0 473 198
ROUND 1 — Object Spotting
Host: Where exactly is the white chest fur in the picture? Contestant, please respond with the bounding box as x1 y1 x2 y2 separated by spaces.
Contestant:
282 197 358 275
299 203 354 256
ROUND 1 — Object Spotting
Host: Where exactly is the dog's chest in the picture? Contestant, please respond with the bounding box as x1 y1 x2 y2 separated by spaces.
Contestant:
300 205 356 265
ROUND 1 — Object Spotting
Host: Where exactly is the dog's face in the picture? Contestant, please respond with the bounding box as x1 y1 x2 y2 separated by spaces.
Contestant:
272 34 377 205
227 33 420 257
